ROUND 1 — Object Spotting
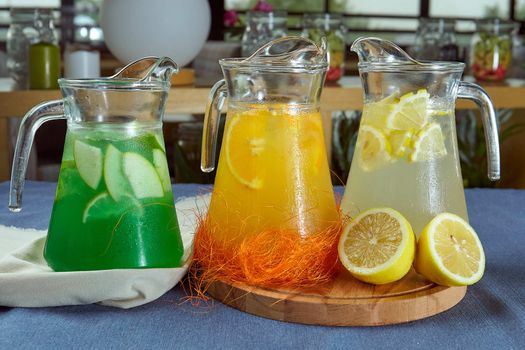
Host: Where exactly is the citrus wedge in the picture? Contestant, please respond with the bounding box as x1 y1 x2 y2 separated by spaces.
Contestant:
409 122 447 162
356 125 392 171
361 93 399 129
386 89 429 131
338 208 416 284
82 192 114 223
225 114 266 189
415 213 485 286
388 130 412 158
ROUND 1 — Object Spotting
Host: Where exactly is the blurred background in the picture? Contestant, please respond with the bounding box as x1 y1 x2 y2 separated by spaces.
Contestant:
1 0 525 188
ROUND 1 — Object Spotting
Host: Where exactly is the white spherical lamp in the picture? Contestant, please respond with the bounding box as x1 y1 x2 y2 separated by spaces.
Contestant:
100 0 211 66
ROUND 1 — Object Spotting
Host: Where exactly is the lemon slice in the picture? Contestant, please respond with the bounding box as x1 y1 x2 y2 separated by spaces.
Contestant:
225 114 266 189
361 93 399 129
386 89 429 131
338 208 416 284
388 130 412 158
409 122 447 162
356 125 392 171
415 213 485 286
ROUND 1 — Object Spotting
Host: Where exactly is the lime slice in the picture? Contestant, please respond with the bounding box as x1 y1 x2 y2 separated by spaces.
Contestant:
388 130 412 158
123 152 164 199
356 125 392 171
409 122 447 162
338 207 416 284
153 149 171 192
74 140 102 190
386 89 429 131
104 144 130 201
415 213 485 286
82 192 114 223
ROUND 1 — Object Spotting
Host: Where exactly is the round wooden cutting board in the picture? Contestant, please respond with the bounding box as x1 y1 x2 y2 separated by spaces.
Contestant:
207 268 466 326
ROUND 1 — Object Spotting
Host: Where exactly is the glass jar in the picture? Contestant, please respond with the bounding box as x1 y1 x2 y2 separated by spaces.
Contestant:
471 19 518 81
7 8 59 89
241 11 287 57
302 13 346 82
412 18 459 61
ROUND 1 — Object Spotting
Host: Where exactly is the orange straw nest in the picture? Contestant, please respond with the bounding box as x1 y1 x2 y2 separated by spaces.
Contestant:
189 215 343 298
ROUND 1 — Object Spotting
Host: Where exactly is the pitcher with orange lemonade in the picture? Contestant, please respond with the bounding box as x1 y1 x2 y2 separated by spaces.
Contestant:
195 37 340 288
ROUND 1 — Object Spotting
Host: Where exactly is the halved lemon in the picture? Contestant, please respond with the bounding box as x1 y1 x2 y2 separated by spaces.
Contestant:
338 208 416 284
388 130 412 158
415 213 485 286
356 125 392 171
409 122 447 162
386 89 429 131
225 114 266 189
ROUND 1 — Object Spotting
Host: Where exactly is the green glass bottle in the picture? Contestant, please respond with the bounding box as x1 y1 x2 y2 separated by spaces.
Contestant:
29 42 60 89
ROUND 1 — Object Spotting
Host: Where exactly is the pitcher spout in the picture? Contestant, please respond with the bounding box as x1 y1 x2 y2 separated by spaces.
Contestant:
110 56 179 83
351 37 419 65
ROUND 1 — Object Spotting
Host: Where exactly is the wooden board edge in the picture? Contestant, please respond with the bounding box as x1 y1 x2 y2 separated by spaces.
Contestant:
207 280 466 327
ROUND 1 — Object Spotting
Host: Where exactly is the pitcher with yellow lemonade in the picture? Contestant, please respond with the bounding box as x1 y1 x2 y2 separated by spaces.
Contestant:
195 37 340 288
342 37 500 235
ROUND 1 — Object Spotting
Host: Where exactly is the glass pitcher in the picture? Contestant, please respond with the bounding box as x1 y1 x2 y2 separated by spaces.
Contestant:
9 57 184 271
342 37 500 235
198 37 340 285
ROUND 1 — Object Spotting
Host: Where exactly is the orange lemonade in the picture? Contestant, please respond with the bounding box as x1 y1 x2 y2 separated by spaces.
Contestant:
206 102 339 243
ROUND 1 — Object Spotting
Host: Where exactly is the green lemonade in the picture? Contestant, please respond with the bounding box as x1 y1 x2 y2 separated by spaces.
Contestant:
45 124 184 271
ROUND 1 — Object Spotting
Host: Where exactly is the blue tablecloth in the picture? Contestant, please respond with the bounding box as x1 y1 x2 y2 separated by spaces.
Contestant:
0 181 524 349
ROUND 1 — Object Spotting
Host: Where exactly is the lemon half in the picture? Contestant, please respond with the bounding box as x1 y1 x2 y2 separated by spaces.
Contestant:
338 208 416 284
415 213 485 286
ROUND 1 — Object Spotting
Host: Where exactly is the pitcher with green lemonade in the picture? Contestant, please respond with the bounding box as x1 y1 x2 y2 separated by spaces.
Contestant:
342 38 500 235
9 57 184 271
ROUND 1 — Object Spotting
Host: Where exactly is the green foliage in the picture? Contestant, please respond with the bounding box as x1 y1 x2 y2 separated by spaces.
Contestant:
331 110 361 184
456 109 525 188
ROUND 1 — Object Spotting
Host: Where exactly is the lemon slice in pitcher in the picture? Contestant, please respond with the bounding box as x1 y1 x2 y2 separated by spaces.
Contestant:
361 93 399 129
415 213 485 286
388 130 412 158
225 114 266 189
357 125 392 171
338 208 416 284
409 122 447 162
386 89 429 131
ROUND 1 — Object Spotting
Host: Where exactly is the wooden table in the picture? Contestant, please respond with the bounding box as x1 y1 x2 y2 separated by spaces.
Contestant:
1 77 525 182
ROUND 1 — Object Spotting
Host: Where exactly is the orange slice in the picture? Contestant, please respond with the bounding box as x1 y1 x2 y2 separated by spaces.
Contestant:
225 113 266 189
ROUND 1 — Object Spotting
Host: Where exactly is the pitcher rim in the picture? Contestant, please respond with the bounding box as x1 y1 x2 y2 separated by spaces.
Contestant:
219 58 328 73
357 60 465 73
58 77 170 90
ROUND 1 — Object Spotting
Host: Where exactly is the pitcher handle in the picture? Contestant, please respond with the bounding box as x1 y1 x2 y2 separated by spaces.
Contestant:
9 100 65 212
201 79 227 172
457 81 500 181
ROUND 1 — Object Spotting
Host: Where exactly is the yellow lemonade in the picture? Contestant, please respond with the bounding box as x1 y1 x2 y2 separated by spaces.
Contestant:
206 102 339 242
342 90 468 236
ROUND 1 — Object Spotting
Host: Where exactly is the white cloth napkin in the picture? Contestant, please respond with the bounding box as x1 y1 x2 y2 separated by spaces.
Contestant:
0 194 210 309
